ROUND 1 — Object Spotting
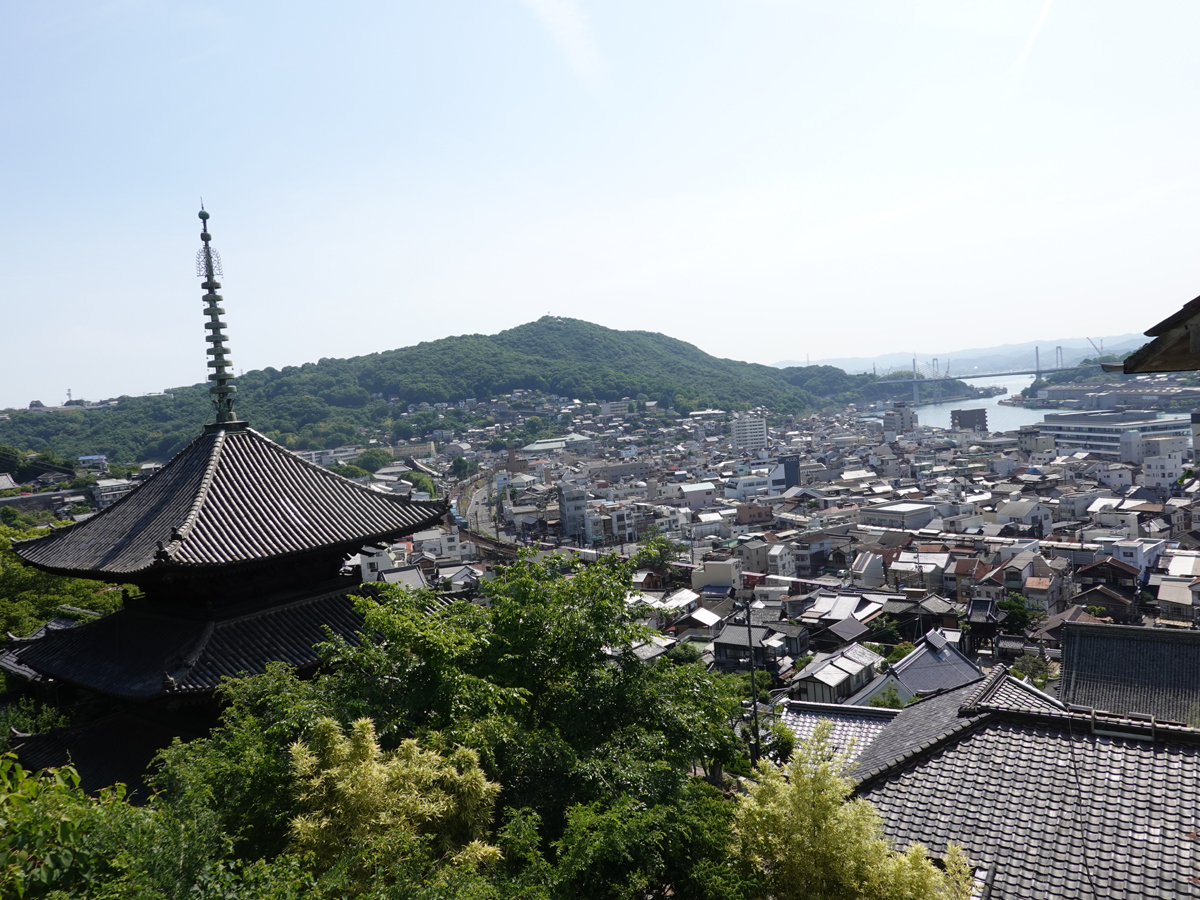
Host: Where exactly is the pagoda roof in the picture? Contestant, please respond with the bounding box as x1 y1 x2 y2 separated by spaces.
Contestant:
13 579 376 700
14 426 447 579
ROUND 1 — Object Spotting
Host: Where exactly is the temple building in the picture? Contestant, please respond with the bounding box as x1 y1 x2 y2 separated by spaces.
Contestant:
4 209 447 790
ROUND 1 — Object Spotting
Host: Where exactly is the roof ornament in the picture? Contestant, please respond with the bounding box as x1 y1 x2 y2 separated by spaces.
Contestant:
197 205 239 426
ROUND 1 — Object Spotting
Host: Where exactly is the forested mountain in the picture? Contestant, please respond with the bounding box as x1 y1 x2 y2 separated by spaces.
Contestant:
0 317 962 463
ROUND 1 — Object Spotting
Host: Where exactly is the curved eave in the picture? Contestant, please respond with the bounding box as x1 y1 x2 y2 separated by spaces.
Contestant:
12 498 449 581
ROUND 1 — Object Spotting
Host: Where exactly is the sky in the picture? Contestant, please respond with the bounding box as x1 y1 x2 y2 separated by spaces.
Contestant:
4 1 1200 408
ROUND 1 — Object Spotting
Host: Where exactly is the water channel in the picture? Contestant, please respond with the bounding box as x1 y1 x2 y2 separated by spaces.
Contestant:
912 374 1045 432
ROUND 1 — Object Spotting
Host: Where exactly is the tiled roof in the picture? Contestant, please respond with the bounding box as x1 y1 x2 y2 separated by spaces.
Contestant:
1078 556 1141 577
856 670 1200 898
965 598 1001 624
885 630 981 696
12 712 186 800
780 701 899 758
14 581 378 700
14 427 447 579
1060 622 1200 722
0 616 81 683
850 680 986 783
1029 605 1102 642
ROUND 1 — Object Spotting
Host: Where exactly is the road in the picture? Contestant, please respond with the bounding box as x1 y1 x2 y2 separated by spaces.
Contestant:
466 485 496 539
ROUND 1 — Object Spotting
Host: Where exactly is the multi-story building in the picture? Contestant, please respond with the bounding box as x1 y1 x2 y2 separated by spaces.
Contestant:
1017 426 1055 454
767 544 796 578
1035 411 1190 460
1119 433 1188 465
950 408 988 431
731 416 768 451
677 481 718 510
92 478 135 508
558 484 589 538
883 403 918 435
1144 452 1185 490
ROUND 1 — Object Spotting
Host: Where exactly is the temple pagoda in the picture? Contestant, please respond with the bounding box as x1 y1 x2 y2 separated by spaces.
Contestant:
9 209 447 708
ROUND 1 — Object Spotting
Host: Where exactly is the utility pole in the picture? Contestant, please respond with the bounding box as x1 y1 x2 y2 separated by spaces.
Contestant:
744 597 762 767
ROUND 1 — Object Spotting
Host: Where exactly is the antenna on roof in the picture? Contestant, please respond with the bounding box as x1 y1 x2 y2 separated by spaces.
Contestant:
196 207 239 426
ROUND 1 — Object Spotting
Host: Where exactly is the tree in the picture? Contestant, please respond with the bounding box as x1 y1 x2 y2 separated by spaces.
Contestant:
328 463 371 480
1009 654 1050 689
999 592 1034 633
0 524 123 646
289 717 500 888
449 456 479 479
733 721 973 900
886 641 915 664
354 447 393 473
869 615 901 645
869 684 905 709
400 471 438 497
0 754 129 896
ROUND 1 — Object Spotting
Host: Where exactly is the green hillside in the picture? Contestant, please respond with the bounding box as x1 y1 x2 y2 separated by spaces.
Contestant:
0 317 961 463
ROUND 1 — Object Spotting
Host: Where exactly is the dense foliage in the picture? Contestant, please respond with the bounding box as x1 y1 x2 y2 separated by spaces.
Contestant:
0 549 972 898
0 525 123 643
0 317 965 463
733 721 971 900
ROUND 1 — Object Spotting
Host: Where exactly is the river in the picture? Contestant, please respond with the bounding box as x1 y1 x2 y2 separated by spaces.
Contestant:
913 374 1045 432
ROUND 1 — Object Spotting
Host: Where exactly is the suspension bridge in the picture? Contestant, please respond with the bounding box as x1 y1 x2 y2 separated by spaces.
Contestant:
870 344 1105 404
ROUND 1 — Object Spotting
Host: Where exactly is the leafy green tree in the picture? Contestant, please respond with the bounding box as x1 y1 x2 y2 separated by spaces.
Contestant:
328 463 371 480
633 534 687 571
0 525 123 646
765 721 796 764
0 698 70 754
449 456 479 479
869 684 905 709
1009 654 1050 688
666 641 703 665
354 448 393 473
999 592 1034 633
869 615 900 645
886 641 915 664
733 721 974 900
400 471 438 497
553 781 740 900
289 717 500 889
0 754 129 897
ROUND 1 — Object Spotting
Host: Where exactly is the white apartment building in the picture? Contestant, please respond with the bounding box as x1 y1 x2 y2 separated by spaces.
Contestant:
731 416 768 451
767 544 797 578
1118 433 1189 465
724 475 772 501
677 482 718 510
92 478 135 508
1036 411 1190 460
1143 452 1185 490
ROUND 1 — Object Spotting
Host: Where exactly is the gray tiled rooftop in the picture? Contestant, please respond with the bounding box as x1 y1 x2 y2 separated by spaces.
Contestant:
780 701 899 758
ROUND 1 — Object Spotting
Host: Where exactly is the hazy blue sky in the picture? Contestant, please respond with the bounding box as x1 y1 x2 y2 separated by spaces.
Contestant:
4 1 1200 408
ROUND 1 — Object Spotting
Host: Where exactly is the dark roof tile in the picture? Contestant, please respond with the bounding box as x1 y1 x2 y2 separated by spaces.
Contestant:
14 428 446 579
15 581 377 699
1060 622 1200 723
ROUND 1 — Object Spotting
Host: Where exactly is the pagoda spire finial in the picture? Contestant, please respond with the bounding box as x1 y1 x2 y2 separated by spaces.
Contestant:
196 207 240 426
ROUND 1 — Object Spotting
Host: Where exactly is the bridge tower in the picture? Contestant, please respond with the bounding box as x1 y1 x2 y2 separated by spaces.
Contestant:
1035 346 1041 380
913 357 919 404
